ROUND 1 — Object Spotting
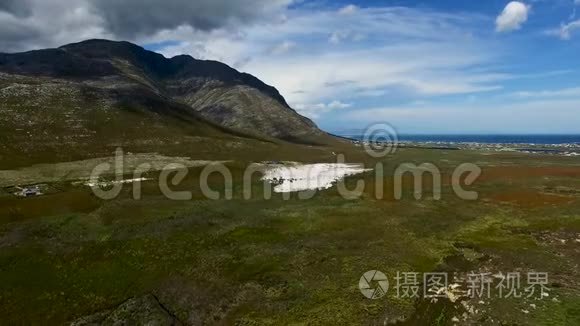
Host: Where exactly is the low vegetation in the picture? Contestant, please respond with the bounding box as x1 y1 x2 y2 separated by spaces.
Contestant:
1 147 579 324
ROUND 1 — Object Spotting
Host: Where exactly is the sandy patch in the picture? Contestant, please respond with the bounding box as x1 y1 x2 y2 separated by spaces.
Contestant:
261 163 371 193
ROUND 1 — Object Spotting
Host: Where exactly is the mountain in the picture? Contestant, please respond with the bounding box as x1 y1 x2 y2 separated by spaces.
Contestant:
0 40 340 168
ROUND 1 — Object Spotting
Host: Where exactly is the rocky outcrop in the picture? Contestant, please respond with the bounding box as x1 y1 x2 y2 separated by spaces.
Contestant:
70 294 182 326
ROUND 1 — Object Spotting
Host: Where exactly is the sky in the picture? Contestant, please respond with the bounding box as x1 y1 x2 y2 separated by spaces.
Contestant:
1 0 579 134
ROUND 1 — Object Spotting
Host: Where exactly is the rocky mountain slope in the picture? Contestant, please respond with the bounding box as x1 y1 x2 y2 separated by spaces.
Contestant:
0 40 336 167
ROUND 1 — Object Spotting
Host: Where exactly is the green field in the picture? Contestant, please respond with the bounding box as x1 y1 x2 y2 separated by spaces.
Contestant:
1 147 579 325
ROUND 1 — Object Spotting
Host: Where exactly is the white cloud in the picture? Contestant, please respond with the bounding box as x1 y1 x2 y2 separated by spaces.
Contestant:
328 30 365 44
547 19 580 39
328 100 352 109
270 40 296 55
356 89 388 97
295 100 352 119
0 0 111 52
512 86 580 98
244 43 503 105
496 1 530 32
329 31 342 44
338 4 358 15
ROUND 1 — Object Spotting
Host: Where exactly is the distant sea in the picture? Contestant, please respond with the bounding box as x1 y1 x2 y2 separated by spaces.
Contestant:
337 134 580 144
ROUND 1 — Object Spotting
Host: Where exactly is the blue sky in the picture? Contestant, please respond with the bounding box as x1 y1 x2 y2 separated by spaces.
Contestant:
2 0 578 134
152 0 580 134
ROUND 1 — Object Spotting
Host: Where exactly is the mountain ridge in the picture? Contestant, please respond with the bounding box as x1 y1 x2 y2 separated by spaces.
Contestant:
0 39 343 168
0 39 319 139
59 39 294 109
